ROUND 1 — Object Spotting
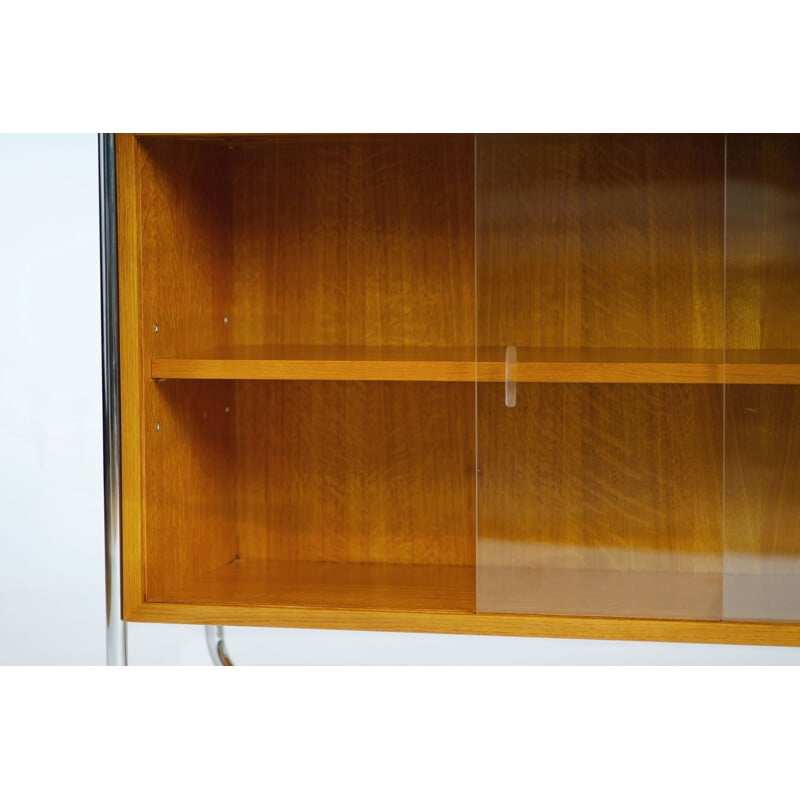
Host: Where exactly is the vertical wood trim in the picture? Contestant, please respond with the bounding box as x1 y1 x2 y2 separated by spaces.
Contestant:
116 134 145 617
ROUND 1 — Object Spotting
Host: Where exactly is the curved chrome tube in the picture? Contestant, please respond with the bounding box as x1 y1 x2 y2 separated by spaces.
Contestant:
100 133 127 666
205 626 234 666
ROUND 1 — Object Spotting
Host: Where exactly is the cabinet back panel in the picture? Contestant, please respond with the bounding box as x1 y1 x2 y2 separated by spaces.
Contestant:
724 386 800 619
233 381 476 567
477 383 723 567
137 137 233 357
477 134 724 351
477 383 723 619
724 135 800 620
726 134 800 350
230 135 475 348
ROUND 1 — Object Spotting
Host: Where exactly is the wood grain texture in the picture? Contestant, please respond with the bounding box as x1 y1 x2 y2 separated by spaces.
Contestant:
724 135 800 621
143 381 237 599
124 600 800 647
121 134 478 617
230 135 474 348
232 381 475 567
477 383 723 618
725 386 800 619
153 345 479 381
477 134 724 350
124 136 239 602
137 136 233 358
151 560 475 613
478 384 723 564
116 134 145 620
727 134 800 350
475 135 728 622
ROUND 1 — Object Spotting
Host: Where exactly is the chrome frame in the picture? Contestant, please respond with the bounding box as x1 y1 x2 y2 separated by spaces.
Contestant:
99 133 127 665
205 626 234 666
100 134 231 666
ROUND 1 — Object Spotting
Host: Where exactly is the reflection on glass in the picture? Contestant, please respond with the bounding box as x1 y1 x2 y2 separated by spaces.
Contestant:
476 134 726 619
724 135 800 621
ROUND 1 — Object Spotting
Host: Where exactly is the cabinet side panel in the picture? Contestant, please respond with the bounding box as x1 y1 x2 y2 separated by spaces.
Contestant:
144 381 237 599
137 137 234 356
477 134 724 350
135 138 238 597
116 134 145 618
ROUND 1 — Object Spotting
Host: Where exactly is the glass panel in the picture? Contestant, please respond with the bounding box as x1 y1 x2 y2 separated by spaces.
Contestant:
476 134 725 619
724 135 800 620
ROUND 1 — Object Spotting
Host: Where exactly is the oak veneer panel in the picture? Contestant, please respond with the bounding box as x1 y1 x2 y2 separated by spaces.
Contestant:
727 134 800 351
229 135 474 348
477 134 724 351
119 136 238 606
232 381 475 567
724 386 800 620
153 345 479 381
143 381 237 598
476 135 727 622
477 383 723 618
116 134 145 619
222 137 477 582
137 136 233 358
153 560 475 613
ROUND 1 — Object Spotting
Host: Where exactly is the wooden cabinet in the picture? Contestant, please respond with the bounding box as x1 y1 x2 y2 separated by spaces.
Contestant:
113 133 800 645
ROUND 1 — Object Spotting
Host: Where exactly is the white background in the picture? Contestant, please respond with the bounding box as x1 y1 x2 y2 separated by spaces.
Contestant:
1 133 799 665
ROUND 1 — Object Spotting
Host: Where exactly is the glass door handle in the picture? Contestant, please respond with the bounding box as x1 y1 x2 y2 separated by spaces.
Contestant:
505 345 517 408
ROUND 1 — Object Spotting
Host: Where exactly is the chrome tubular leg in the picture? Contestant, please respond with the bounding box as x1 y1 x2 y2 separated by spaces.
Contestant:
100 132 127 666
206 626 234 666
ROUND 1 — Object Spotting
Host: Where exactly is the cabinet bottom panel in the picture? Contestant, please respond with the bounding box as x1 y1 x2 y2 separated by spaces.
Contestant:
148 559 476 614
141 557 800 625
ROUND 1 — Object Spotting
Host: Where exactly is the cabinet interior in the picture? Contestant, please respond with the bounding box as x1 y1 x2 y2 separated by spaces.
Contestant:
123 133 800 624
136 134 476 612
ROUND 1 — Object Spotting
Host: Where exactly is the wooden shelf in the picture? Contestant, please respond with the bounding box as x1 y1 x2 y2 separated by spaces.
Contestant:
152 346 478 382
151 346 800 384
151 560 476 614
